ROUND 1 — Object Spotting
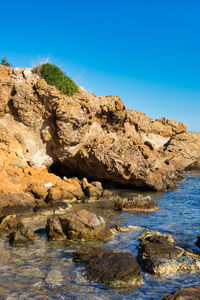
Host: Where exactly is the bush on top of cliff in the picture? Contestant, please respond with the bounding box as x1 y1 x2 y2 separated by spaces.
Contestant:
1 58 12 67
40 63 78 97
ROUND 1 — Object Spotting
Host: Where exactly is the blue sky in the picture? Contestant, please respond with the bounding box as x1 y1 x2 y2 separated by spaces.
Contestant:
1 0 200 131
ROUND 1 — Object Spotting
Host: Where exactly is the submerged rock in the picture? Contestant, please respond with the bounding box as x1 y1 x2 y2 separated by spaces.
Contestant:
73 247 143 288
162 286 200 300
45 270 64 286
46 209 112 242
137 229 200 275
115 195 159 212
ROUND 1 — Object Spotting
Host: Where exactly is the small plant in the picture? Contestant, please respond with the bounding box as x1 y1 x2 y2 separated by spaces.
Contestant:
40 63 78 97
1 58 12 67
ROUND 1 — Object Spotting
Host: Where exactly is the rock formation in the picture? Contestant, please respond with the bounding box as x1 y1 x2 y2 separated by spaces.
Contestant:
73 247 143 287
137 229 200 275
46 209 112 241
0 64 200 209
115 194 159 211
162 286 200 300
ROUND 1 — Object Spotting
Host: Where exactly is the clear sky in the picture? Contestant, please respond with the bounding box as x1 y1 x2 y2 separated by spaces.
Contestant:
1 0 200 132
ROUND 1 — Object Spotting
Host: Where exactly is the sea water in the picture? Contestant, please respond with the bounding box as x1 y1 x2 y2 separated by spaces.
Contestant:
0 173 199 299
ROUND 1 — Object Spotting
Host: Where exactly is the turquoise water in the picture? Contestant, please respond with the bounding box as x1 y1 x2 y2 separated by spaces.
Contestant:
0 173 199 299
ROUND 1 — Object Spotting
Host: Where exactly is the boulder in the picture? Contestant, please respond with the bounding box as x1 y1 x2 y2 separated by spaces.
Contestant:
111 224 142 233
115 195 159 212
81 178 104 199
0 214 24 234
162 286 200 300
9 226 36 246
46 209 112 242
137 229 200 275
73 247 143 288
46 217 66 241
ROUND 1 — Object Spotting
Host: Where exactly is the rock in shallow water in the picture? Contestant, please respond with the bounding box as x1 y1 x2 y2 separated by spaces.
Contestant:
137 229 200 275
162 286 200 300
9 226 36 246
45 217 66 241
115 195 159 212
46 209 112 242
73 247 143 288
45 270 63 286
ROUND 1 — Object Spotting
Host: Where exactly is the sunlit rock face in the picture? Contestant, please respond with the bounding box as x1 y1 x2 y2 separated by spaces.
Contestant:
0 64 200 197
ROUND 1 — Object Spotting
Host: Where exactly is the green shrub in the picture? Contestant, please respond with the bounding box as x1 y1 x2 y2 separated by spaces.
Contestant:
40 63 78 96
1 58 12 67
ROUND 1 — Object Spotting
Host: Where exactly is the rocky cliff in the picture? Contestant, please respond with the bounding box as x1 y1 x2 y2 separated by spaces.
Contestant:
0 64 200 203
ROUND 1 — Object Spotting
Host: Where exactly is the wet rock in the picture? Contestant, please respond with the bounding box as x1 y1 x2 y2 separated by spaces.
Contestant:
9 226 36 246
0 214 24 232
60 209 111 241
46 217 66 241
138 228 175 243
162 286 200 300
111 224 142 234
137 229 200 275
195 234 200 248
46 209 112 242
115 195 159 212
45 270 63 286
73 247 143 288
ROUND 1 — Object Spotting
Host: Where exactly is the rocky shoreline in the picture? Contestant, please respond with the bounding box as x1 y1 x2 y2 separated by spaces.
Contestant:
0 65 200 298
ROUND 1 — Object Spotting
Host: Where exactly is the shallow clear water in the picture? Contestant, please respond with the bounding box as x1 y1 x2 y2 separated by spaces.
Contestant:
0 173 199 299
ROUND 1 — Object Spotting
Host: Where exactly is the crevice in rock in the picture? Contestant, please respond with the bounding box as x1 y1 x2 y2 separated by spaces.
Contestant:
7 98 21 122
48 161 151 191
